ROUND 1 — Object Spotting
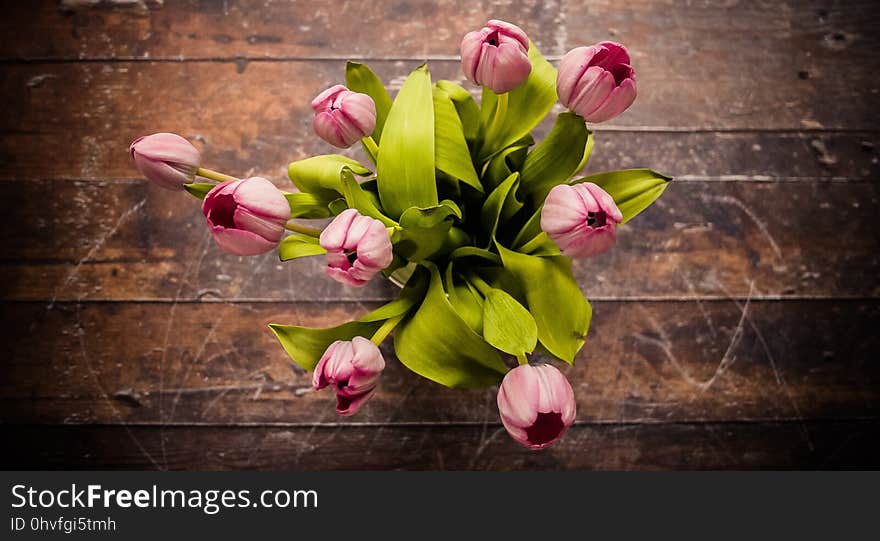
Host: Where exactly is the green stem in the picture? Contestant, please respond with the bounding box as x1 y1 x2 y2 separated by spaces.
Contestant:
467 272 493 297
362 136 379 163
196 167 238 183
370 315 403 346
484 92 509 146
285 221 322 237
516 354 529 366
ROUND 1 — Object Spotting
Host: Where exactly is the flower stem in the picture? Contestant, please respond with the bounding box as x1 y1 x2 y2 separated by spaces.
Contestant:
484 92 509 146
196 167 238 183
467 272 493 297
516 354 529 366
285 221 322 237
370 315 403 346
362 136 379 163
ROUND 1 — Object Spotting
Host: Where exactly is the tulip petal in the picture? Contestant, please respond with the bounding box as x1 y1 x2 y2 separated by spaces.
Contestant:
209 226 279 256
584 77 637 124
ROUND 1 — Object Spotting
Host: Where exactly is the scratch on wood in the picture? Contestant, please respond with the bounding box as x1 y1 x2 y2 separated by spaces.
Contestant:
701 193 784 263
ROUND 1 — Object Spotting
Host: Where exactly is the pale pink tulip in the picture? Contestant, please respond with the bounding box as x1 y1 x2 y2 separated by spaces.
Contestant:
311 85 377 148
319 208 393 287
541 182 623 258
460 19 532 94
129 132 201 190
497 363 576 450
557 42 637 123
202 177 290 256
313 337 386 416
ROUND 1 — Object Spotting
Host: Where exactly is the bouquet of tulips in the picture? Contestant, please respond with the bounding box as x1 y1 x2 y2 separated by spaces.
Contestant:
129 20 671 450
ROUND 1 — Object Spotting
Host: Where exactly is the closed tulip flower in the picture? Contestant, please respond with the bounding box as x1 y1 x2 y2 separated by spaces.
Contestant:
541 182 623 258
311 85 377 148
129 132 201 190
202 177 290 256
497 363 576 450
313 337 386 416
460 19 532 94
319 208 393 287
557 41 637 123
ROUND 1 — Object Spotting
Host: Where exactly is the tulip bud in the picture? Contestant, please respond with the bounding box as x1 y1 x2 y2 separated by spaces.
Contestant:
540 182 623 258
311 85 377 148
313 337 386 416
460 19 532 94
497 363 576 450
129 132 201 190
557 42 637 123
202 176 290 256
319 208 393 287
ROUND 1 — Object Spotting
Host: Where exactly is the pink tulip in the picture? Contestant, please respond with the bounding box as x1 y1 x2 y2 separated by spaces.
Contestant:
497 363 576 450
557 42 637 123
460 19 532 94
202 177 290 256
129 132 201 190
311 85 377 148
541 182 623 258
313 337 386 416
319 208 393 287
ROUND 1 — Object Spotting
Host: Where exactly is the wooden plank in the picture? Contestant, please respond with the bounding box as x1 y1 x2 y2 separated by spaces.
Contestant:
1 180 877 302
2 300 877 425
1 422 876 470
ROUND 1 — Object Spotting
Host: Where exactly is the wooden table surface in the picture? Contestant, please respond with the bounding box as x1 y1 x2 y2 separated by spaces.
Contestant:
1 0 878 470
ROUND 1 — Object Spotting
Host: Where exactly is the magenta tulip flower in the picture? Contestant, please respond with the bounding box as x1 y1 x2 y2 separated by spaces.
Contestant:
497 363 576 450
202 177 290 256
319 208 393 287
311 85 377 148
129 132 201 190
313 337 386 416
557 42 637 123
541 182 623 258
460 19 532 94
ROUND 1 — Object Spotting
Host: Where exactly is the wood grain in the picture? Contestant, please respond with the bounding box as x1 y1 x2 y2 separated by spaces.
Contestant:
1 180 876 302
2 300 877 426
2 422 876 470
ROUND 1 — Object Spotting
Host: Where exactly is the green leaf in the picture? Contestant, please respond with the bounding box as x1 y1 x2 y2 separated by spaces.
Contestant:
394 263 507 388
284 191 333 219
278 233 326 261
268 272 426 372
518 232 561 257
482 288 537 359
345 61 393 142
433 86 482 193
482 134 533 191
340 170 397 226
393 200 461 261
574 169 673 224
183 183 216 200
479 42 557 160
288 155 371 200
435 80 481 145
443 261 484 334
496 243 591 363
376 64 438 219
520 112 591 202
479 173 521 246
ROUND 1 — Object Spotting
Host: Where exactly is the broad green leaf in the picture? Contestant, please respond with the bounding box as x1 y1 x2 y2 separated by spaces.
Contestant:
574 169 673 224
449 246 502 265
288 155 371 200
278 233 327 261
345 61 393 142
482 288 537 359
376 64 438 218
433 86 482 193
268 272 426 371
340 170 397 226
444 261 484 334
479 43 557 160
496 243 591 363
520 112 591 202
394 263 506 387
435 80 481 145
393 201 461 261
482 134 533 191
183 182 215 200
511 206 543 249
479 173 521 246
284 191 333 219
519 232 561 257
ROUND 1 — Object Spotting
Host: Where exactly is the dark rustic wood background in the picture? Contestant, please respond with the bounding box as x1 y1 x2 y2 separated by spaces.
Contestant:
1 0 878 470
